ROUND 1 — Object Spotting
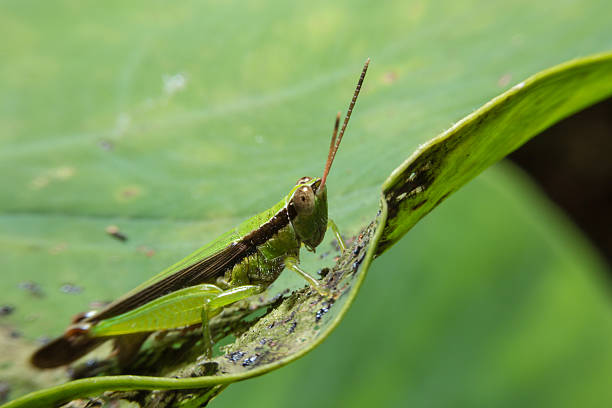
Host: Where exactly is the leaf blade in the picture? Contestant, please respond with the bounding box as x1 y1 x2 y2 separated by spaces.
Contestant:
378 52 612 253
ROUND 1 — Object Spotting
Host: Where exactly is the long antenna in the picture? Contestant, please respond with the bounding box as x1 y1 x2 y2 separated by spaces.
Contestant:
320 58 370 191
321 112 341 186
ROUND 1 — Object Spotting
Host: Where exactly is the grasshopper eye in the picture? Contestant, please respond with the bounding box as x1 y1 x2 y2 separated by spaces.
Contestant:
292 185 315 215
296 176 312 185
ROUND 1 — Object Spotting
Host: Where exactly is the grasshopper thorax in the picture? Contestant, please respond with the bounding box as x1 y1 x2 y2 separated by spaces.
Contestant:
289 177 328 251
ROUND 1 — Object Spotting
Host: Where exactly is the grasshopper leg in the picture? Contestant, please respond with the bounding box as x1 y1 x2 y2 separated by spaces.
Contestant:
327 219 346 252
200 285 264 359
201 303 213 359
208 285 264 309
285 256 329 297
88 284 224 339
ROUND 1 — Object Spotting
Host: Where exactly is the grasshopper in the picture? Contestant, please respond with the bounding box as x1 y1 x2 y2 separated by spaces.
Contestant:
31 59 370 369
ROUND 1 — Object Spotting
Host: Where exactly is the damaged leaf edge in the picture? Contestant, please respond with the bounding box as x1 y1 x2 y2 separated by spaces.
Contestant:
382 51 612 193
378 50 612 254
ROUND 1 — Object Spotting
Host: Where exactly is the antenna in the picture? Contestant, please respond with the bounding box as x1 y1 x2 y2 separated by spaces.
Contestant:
321 112 340 187
320 58 370 191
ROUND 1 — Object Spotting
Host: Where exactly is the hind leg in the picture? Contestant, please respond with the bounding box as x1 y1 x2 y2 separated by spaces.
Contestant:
200 285 264 358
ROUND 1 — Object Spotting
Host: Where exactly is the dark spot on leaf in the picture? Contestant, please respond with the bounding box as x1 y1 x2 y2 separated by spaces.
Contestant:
411 199 428 211
316 304 332 322
435 191 452 207
0 382 11 404
241 354 258 367
98 140 114 151
60 283 83 294
196 361 218 376
9 330 21 339
383 153 440 224
283 311 295 324
226 351 245 363
37 336 51 345
288 321 297 334
0 305 14 316
318 267 330 278
106 225 128 242
69 359 118 380
18 281 44 297
85 359 100 368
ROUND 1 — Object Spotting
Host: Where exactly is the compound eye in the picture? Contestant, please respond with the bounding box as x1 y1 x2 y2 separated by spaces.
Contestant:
292 185 315 215
296 176 312 185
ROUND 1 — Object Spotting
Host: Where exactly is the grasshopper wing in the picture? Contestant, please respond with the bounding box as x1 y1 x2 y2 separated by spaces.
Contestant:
31 241 249 369
91 241 249 322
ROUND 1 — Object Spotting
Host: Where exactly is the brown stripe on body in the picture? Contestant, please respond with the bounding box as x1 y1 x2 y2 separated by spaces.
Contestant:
241 204 297 247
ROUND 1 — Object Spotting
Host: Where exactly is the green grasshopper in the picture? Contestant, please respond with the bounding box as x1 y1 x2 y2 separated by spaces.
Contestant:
31 59 370 369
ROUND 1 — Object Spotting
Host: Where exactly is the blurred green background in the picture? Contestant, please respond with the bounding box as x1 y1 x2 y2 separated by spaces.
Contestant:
1 0 611 406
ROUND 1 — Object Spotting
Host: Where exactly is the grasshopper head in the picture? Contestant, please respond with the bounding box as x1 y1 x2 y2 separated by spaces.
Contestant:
290 176 327 251
290 59 369 252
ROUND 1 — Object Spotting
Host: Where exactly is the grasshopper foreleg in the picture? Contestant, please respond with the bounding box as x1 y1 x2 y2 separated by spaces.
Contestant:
327 219 346 252
285 256 329 297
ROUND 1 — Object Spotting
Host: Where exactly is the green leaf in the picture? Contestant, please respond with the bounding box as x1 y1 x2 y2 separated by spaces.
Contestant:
5 52 612 408
378 52 612 252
